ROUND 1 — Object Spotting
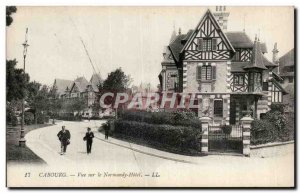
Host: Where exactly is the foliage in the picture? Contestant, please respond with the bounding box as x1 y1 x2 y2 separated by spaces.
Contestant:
251 119 276 145
60 98 86 114
36 112 47 124
221 125 232 135
98 68 132 109
24 112 34 125
7 106 18 126
102 68 132 92
264 110 287 140
6 100 22 126
11 115 18 126
269 103 285 114
6 6 17 26
49 98 63 117
114 120 202 151
118 110 202 129
6 59 29 102
251 107 289 145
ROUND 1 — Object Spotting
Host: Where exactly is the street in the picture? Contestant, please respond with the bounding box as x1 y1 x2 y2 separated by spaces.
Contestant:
7 120 294 187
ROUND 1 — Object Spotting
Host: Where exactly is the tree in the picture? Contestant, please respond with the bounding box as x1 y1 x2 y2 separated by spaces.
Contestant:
66 97 86 116
99 68 132 113
49 98 63 124
27 84 50 124
6 59 29 102
102 68 131 91
6 6 17 27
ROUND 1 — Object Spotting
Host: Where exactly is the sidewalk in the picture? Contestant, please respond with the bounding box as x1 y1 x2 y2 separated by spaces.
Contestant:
94 130 294 163
93 132 251 164
93 132 200 164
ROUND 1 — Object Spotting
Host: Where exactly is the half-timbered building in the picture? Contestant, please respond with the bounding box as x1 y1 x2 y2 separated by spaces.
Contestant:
158 8 287 125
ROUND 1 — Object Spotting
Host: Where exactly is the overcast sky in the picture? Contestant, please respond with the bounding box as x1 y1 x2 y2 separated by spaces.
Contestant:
6 6 294 88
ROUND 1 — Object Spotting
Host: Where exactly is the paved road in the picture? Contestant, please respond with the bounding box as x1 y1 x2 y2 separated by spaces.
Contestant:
12 120 293 187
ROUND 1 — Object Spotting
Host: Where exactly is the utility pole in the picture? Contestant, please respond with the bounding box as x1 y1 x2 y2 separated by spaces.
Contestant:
19 28 29 147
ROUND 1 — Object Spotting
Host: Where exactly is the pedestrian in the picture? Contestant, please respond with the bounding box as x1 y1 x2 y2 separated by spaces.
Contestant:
83 127 94 154
57 126 71 155
104 123 110 140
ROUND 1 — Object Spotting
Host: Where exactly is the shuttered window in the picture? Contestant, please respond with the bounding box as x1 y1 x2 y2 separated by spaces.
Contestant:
212 39 217 51
198 38 216 51
197 64 215 80
197 39 203 51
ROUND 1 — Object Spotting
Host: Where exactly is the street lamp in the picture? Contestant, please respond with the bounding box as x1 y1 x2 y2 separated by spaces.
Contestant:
19 28 29 147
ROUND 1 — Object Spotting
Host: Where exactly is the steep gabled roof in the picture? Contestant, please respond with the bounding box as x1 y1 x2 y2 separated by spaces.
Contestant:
279 48 294 67
244 40 268 70
272 79 288 95
53 79 73 95
70 76 89 93
180 9 235 54
169 34 187 62
231 62 249 72
225 32 253 48
90 73 103 92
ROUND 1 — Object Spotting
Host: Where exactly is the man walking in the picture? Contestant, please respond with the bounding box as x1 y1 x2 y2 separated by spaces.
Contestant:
104 124 110 140
84 127 94 154
57 126 71 155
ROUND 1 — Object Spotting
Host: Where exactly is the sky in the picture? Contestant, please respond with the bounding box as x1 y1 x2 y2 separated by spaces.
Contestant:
6 6 294 88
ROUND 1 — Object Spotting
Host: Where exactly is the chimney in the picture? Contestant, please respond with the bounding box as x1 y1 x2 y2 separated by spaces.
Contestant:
272 43 280 74
178 28 181 35
213 6 230 32
272 43 279 64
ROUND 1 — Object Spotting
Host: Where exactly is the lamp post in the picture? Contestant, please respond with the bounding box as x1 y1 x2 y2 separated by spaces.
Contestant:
19 28 29 147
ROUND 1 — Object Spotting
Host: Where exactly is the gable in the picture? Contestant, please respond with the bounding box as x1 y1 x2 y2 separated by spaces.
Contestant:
181 9 235 61
70 83 79 93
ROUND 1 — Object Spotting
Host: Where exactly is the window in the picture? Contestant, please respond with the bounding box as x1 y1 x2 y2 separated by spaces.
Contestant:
288 77 293 83
233 50 240 61
212 39 217 51
214 100 223 117
197 64 216 80
198 38 216 51
233 74 245 85
262 82 268 91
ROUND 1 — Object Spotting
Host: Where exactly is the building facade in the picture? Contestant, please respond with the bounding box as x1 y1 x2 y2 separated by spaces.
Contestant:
50 73 103 117
158 8 287 125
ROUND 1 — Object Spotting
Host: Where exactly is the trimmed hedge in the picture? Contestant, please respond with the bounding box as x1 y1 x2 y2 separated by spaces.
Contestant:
118 110 202 129
114 120 202 151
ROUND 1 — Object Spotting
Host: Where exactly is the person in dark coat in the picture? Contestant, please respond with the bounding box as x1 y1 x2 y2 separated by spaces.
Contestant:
57 126 71 155
104 124 110 140
84 127 94 154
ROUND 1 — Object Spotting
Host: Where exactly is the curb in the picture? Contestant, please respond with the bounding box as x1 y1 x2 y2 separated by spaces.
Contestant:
94 135 197 165
250 141 294 149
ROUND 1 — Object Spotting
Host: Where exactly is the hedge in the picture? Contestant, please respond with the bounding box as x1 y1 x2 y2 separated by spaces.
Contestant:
114 120 202 151
251 119 276 145
118 110 202 129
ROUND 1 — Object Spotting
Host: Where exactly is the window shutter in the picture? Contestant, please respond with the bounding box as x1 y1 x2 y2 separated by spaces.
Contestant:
197 66 202 80
198 39 203 51
212 66 216 80
212 39 217 51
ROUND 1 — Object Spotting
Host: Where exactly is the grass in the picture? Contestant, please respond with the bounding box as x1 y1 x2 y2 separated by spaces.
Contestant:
6 123 53 164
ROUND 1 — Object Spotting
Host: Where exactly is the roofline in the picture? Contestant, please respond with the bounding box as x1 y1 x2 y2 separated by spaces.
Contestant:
180 9 235 53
